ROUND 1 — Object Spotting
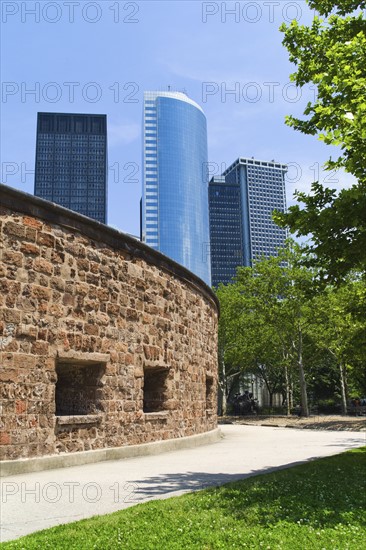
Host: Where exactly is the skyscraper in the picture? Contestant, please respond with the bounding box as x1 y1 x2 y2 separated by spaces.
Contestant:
34 112 107 223
209 176 244 286
209 157 287 287
141 91 211 285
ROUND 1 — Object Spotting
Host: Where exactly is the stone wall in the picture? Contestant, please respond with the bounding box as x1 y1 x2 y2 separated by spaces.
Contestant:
0 184 218 461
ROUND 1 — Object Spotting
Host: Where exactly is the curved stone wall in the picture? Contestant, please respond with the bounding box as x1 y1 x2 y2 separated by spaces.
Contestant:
0 184 218 462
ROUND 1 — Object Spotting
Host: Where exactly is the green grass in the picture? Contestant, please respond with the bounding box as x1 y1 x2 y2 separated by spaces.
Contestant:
2 447 365 550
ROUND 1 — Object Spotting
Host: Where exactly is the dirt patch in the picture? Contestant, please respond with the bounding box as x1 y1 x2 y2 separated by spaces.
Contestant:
219 415 366 432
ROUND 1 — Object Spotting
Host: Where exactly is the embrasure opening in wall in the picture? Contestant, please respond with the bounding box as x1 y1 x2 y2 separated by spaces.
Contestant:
55 360 105 416
143 366 170 413
206 375 215 411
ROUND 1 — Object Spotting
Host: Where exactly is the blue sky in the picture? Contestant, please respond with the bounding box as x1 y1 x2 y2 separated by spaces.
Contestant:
1 1 355 236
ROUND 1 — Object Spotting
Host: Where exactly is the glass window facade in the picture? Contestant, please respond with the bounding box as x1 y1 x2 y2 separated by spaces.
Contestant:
209 177 244 287
209 158 287 286
142 92 211 285
34 113 108 223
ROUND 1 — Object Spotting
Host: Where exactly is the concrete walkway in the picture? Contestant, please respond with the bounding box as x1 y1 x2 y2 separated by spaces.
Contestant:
1 425 365 542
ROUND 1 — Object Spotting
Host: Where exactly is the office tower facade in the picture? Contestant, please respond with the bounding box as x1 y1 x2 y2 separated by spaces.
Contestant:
34 112 107 223
209 157 287 287
142 91 211 285
209 176 244 286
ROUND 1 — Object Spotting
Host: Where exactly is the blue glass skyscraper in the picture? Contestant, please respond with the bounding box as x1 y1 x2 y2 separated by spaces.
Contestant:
142 91 211 285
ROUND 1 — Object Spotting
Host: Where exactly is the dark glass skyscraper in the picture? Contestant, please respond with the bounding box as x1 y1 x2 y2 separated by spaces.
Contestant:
34 112 107 223
209 157 287 287
142 91 211 285
209 176 244 286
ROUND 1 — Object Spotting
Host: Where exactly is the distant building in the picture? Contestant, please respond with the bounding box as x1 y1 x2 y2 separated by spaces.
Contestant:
34 112 107 223
208 176 244 287
141 91 211 285
209 157 287 287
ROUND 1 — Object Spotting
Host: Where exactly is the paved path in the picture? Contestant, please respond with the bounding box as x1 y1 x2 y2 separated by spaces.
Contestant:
1 425 365 542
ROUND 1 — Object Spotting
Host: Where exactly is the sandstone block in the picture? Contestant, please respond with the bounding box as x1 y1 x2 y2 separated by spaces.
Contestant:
23 216 43 229
37 232 55 248
3 251 23 267
20 242 39 256
4 221 25 238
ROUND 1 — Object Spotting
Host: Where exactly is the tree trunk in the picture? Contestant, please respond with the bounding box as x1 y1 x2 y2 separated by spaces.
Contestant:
289 381 294 410
285 365 291 416
220 360 227 416
269 392 273 407
220 390 227 416
339 363 348 415
298 328 309 417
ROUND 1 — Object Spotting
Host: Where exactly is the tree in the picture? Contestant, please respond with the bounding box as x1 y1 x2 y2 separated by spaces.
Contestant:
216 265 286 413
310 277 366 411
305 346 340 404
216 282 244 415
216 242 316 416
275 1 366 282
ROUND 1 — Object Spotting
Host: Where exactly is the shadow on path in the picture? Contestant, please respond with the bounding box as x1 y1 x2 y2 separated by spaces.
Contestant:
128 458 328 502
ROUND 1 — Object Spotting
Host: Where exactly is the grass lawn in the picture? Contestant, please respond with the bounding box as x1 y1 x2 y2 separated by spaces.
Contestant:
1 447 365 549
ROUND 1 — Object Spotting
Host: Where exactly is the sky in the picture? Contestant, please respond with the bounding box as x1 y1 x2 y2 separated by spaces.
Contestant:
1 0 356 236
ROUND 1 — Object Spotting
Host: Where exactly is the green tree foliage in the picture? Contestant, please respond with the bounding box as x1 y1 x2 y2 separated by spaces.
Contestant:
274 1 366 281
313 285 354 414
216 269 286 411
310 281 366 412
305 347 340 403
216 242 315 416
215 245 366 416
216 282 245 414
